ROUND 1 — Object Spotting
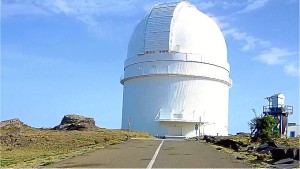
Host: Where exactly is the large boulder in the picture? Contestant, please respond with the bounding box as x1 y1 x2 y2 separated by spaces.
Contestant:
216 139 242 152
53 114 97 131
271 147 300 161
256 141 286 154
203 135 223 144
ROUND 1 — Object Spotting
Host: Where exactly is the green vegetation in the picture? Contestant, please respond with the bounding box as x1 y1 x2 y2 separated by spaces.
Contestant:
249 114 280 142
0 158 17 166
256 115 280 141
0 124 154 168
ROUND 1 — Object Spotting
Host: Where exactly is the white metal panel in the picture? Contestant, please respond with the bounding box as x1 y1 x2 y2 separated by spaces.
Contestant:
144 3 177 51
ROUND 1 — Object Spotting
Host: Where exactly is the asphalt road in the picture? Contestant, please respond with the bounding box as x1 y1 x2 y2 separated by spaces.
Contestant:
48 139 250 168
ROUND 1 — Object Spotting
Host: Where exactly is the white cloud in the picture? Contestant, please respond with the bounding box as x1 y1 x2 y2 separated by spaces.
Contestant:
41 0 142 16
2 0 146 18
218 5 297 77
238 0 271 13
284 63 300 77
223 28 271 51
192 0 270 13
223 27 298 77
254 48 298 65
1 0 151 39
1 1 49 18
253 48 299 77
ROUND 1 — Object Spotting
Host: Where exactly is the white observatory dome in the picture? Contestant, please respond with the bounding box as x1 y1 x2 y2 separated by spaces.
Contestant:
121 1 232 138
127 1 228 68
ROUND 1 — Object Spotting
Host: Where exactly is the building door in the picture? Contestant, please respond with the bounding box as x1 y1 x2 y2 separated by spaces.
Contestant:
169 126 182 136
290 131 295 138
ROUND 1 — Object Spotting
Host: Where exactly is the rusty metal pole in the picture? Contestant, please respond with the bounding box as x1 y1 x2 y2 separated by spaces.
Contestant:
199 116 201 142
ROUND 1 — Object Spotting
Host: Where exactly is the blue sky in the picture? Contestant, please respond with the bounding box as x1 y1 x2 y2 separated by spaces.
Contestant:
1 0 299 134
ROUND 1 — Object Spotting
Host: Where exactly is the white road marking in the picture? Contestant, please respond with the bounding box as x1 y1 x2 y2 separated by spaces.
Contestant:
146 140 164 169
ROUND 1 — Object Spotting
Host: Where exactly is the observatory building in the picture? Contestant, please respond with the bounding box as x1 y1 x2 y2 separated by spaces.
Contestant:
121 1 232 137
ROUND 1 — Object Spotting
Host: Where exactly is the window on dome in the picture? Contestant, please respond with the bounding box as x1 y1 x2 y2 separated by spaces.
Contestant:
159 50 169 53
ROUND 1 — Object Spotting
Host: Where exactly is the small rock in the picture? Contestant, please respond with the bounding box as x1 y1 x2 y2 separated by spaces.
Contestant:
267 141 282 148
238 141 248 147
260 147 273 154
203 135 209 140
256 143 269 152
236 156 245 160
40 161 53 166
256 154 267 160
204 136 215 143
216 147 222 151
273 158 294 165
247 145 256 152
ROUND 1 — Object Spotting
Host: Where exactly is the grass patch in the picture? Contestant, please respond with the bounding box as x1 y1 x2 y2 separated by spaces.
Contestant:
0 125 154 168
0 159 17 167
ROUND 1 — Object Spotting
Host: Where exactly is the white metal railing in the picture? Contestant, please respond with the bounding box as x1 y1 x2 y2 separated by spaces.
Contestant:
121 69 232 86
124 66 230 79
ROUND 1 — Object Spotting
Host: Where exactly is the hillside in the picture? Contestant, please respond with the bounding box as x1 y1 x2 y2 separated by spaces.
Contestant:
0 118 153 168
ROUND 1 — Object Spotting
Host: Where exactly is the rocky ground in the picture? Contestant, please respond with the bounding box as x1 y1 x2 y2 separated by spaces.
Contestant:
202 134 300 168
0 116 153 168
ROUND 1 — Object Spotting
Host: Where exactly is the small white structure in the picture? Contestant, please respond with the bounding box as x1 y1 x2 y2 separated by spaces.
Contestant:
287 123 300 138
121 1 231 137
263 93 294 137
